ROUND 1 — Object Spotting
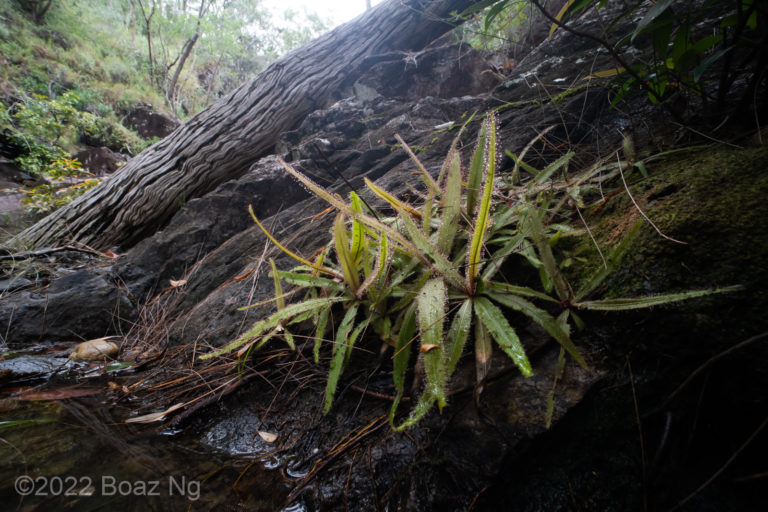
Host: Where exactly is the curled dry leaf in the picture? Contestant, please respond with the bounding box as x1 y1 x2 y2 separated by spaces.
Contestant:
169 279 187 288
419 344 440 353
125 403 184 424
234 269 254 281
257 431 278 443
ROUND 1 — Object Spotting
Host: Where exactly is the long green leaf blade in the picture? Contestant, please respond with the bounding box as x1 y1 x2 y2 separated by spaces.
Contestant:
486 291 586 368
574 286 743 311
324 304 360 413
437 150 462 255
473 296 532 377
417 278 448 409
446 299 473 374
334 212 360 292
474 317 492 404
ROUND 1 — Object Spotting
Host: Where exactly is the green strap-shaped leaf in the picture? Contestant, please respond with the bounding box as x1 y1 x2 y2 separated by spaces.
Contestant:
270 258 285 310
364 177 422 219
466 114 497 294
349 192 366 265
313 305 331 363
324 304 360 414
394 133 440 195
277 271 345 294
401 211 464 289
393 302 417 395
535 152 575 184
485 291 586 368
393 389 437 431
437 150 462 256
250 205 340 278
417 278 448 410
200 297 344 359
473 296 532 377
466 120 487 216
334 212 360 292
527 208 570 302
446 299 473 374
356 233 388 300
574 286 743 311
485 280 560 303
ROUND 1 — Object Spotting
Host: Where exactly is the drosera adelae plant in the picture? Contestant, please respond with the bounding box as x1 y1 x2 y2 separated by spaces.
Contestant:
200 112 741 430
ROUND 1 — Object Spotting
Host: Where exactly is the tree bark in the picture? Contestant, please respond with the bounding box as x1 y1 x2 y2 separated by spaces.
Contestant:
13 0 473 251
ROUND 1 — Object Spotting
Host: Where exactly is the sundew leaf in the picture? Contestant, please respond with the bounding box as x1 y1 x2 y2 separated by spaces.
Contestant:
466 114 497 294
473 296 532 377
393 388 437 431
417 278 448 409
357 233 389 300
485 281 559 303
474 316 492 404
574 286 743 311
394 133 440 194
437 150 462 256
535 152 575 184
270 258 285 310
485 291 586 368
527 208 570 302
277 271 345 294
466 120 487 215
313 305 331 363
324 304 360 414
349 192 366 265
200 297 344 359
393 302 417 395
250 205 339 278
446 299 473 374
334 213 360 292
364 177 422 219
401 210 464 289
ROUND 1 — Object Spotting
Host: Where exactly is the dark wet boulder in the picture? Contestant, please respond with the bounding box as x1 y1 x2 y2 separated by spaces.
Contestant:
123 104 179 139
75 146 129 176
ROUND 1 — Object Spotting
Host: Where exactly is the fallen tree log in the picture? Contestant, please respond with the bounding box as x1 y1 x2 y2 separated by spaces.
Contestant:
12 0 473 251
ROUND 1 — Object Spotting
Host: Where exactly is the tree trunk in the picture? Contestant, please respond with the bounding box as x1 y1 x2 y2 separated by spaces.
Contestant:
13 0 473 251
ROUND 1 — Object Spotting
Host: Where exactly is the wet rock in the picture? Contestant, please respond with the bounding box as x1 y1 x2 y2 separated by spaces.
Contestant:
352 43 501 101
123 104 179 139
74 147 129 176
0 354 71 383
68 337 120 361
0 268 136 345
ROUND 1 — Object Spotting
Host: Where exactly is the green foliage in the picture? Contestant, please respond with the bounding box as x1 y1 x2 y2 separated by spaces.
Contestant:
469 0 765 117
20 157 100 213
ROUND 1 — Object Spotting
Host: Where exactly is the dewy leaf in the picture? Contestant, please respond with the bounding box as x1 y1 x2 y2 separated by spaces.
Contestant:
270 258 285 310
356 233 388 300
394 133 440 194
466 120 487 215
473 296 532 377
486 292 586 368
417 278 448 410
437 150 462 256
200 297 344 359
400 211 464 289
446 299 473 374
393 303 417 395
250 205 339 278
527 208 570 302
314 305 331 363
364 177 422 219
334 212 360 292
574 286 743 311
349 192 365 264
324 304 360 414
466 114 497 294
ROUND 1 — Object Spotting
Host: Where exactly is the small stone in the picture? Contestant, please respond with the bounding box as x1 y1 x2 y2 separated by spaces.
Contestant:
68 338 120 361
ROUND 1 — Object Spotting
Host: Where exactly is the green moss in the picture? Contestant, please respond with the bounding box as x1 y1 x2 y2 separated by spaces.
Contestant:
567 144 768 315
